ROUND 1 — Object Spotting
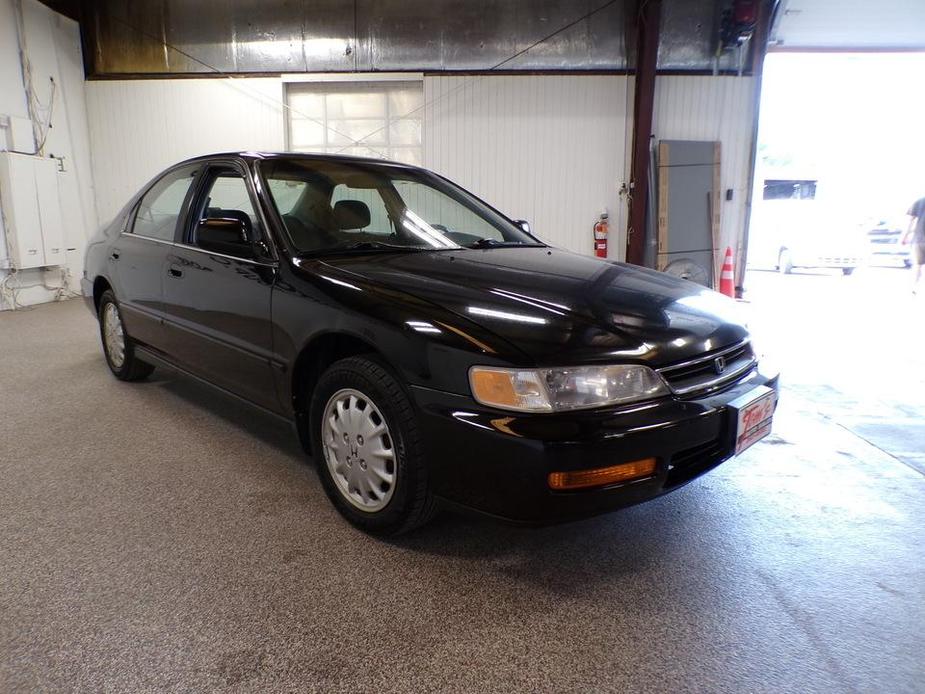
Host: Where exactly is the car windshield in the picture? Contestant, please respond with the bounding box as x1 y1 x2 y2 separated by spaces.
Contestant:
260 158 543 254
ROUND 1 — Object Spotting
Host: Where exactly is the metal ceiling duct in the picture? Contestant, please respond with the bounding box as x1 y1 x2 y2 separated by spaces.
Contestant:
79 0 744 77
84 0 356 74
353 0 628 72
660 0 733 71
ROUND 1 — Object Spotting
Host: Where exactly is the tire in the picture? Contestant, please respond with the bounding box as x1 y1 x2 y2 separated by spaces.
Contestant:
98 290 155 382
841 267 855 276
778 249 794 274
310 356 436 535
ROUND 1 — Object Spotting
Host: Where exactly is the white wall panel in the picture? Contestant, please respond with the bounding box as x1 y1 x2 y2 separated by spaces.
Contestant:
0 1 29 123
0 0 96 308
85 73 757 272
86 78 285 223
423 75 631 257
653 75 757 277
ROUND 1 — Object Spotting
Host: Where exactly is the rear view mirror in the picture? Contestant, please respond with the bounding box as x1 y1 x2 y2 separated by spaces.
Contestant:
197 214 254 258
513 219 531 235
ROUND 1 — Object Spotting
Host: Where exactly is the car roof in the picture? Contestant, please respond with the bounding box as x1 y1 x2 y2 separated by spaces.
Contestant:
175 151 422 170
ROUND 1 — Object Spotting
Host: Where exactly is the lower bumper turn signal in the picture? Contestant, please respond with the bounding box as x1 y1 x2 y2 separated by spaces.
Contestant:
548 458 657 491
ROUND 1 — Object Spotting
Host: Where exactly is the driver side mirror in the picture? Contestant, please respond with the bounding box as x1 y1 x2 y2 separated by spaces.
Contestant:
513 219 531 235
197 215 254 259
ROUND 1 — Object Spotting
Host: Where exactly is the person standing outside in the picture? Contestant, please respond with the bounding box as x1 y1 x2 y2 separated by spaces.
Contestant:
904 196 925 293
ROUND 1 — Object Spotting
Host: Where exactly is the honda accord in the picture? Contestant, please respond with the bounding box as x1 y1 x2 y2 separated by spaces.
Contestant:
82 152 778 534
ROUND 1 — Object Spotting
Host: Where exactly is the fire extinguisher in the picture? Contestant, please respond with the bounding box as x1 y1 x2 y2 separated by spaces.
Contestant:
593 212 609 258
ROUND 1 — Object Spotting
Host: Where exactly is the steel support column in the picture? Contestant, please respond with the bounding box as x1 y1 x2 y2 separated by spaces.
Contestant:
736 0 775 296
625 0 661 267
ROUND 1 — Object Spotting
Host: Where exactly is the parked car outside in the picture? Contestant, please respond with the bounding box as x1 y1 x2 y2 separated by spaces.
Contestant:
747 200 863 275
82 153 779 534
866 218 913 268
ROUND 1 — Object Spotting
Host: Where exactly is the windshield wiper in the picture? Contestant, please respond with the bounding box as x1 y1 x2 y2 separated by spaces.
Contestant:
351 241 424 251
466 238 544 249
333 241 432 253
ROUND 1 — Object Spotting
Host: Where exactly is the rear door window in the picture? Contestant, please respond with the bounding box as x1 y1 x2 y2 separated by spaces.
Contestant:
132 165 199 241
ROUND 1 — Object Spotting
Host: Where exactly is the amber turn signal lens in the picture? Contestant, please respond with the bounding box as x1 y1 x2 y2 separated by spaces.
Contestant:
470 369 521 408
548 458 657 491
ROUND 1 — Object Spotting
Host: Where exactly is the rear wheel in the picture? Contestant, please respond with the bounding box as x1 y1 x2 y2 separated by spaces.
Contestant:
98 290 155 381
310 356 435 535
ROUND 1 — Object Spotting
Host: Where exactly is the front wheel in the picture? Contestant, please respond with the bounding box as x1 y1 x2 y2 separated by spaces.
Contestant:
310 356 436 535
98 290 155 381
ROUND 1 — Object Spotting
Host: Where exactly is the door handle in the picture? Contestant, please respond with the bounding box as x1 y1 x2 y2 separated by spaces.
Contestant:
167 264 183 278
109 250 120 261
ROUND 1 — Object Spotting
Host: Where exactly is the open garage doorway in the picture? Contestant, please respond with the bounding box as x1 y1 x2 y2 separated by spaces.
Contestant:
747 52 925 277
744 51 925 474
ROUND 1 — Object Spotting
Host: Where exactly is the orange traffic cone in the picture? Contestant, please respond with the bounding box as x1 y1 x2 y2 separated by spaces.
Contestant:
719 247 735 297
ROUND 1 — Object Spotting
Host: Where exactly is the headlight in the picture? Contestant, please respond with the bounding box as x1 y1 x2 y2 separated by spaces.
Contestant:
469 364 670 413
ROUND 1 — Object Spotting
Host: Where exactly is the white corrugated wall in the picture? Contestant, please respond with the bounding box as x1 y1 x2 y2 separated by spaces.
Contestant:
85 75 632 256
86 78 286 223
652 75 757 277
84 74 755 267
423 75 631 256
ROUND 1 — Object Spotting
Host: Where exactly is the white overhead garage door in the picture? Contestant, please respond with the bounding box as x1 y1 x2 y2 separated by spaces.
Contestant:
771 0 925 50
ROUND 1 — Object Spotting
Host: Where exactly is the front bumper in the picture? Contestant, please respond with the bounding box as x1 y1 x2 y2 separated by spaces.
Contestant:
411 364 779 524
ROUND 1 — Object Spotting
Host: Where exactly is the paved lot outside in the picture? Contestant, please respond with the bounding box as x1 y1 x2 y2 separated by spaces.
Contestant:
1 267 923 693
744 265 925 475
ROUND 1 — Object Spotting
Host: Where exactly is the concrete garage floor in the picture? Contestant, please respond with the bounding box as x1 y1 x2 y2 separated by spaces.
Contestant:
2 269 923 693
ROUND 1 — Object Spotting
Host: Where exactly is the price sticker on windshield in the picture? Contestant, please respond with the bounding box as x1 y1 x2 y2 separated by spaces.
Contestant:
729 385 777 455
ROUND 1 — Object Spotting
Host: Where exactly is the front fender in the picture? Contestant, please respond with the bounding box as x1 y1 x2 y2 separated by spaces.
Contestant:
271 258 532 411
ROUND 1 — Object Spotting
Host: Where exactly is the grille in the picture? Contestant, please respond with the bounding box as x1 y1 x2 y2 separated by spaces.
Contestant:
657 340 756 397
665 437 730 488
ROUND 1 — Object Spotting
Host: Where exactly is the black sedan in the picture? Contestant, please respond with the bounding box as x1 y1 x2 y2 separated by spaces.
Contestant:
82 152 779 534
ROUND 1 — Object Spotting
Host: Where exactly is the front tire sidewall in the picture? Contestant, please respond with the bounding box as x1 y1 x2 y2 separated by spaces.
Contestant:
98 291 151 381
310 358 426 535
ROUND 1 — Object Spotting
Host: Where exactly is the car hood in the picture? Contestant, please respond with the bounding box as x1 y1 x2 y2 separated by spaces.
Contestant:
321 247 748 366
